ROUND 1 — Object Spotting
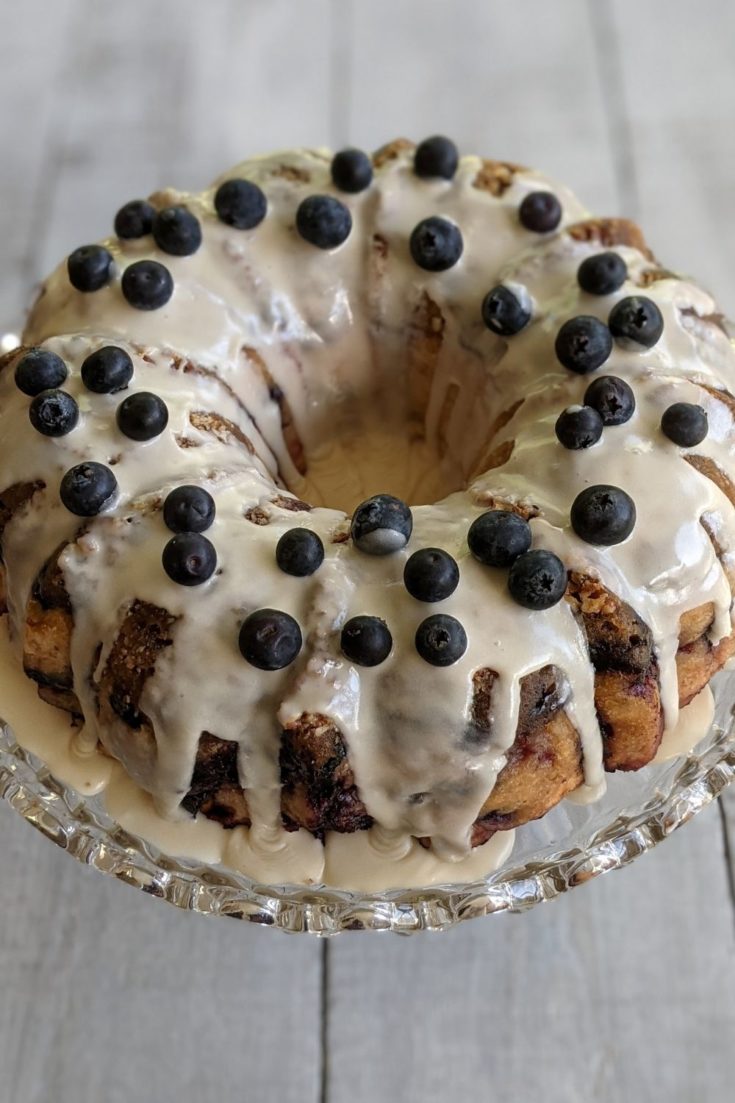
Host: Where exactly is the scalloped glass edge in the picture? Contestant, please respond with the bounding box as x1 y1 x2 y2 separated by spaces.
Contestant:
1 694 734 935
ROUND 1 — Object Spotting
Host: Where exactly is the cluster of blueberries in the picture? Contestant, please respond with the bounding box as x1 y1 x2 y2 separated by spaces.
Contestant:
66 175 270 308
14 345 173 516
61 134 583 312
238 487 608 673
161 489 473 673
481 246 709 451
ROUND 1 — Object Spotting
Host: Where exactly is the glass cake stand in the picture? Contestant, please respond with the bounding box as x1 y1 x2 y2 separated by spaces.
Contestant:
1 671 734 935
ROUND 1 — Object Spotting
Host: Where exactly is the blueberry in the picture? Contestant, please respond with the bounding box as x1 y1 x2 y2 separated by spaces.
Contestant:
67 245 113 292
481 285 531 336
238 608 302 670
661 402 708 447
584 375 635 426
81 346 134 394
276 528 325 577
555 315 612 374
116 392 169 441
410 216 463 272
341 615 393 666
578 251 627 296
214 178 267 229
331 149 373 193
508 550 567 610
162 533 217 586
14 348 67 396
571 484 636 545
29 390 79 437
114 199 155 239
413 136 459 180
555 405 603 449
351 494 413 555
152 206 202 256
404 548 460 602
608 295 663 349
60 462 117 516
163 485 216 533
519 191 562 233
415 614 467 667
467 510 531 568
121 260 174 310
296 195 352 249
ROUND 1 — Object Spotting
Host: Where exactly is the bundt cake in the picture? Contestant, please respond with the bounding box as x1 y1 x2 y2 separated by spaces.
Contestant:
1 135 734 884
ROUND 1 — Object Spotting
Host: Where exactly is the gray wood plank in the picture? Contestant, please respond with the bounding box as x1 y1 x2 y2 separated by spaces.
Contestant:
718 794 735 916
0 0 76 331
326 804 735 1103
348 0 619 211
0 801 321 1103
604 0 735 312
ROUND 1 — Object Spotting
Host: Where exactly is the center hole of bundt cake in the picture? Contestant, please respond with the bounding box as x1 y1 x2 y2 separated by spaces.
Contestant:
287 404 471 513
295 427 466 513
260 320 505 513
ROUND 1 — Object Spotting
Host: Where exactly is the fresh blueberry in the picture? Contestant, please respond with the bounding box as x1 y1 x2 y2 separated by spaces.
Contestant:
163 485 216 533
14 348 67 396
152 206 202 256
571 484 636 545
508 550 567 610
214 178 267 229
60 462 117 516
162 532 217 586
555 405 603 449
481 285 531 336
413 135 459 180
276 528 325 576
116 392 169 441
296 195 352 249
661 402 708 447
467 510 531 568
341 615 393 666
584 375 635 426
415 614 467 667
608 295 663 349
410 216 463 271
555 315 612 374
331 149 373 193
29 390 79 437
81 346 134 394
403 548 460 602
351 494 413 555
238 608 302 670
114 199 155 239
519 191 562 233
121 260 174 310
67 245 113 292
577 251 627 295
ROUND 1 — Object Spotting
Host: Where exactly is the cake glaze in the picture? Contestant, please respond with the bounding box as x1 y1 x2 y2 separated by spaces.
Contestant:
1 139 735 884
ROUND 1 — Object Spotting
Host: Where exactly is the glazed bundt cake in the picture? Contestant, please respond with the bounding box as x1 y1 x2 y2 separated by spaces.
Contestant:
1 136 734 877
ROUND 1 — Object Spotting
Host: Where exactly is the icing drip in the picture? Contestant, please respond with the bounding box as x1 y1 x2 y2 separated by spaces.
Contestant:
0 144 734 886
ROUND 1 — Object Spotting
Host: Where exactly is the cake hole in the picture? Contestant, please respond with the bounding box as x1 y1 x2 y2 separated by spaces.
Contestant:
268 340 512 513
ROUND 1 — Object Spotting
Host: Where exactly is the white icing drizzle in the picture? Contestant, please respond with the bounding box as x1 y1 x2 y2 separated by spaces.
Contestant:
1 144 734 886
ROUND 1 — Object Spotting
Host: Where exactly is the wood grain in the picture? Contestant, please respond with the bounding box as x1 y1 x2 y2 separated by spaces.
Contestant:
326 805 735 1103
0 801 322 1103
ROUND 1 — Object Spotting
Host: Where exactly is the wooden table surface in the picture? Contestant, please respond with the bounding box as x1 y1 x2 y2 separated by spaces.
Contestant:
1 2 734 1100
